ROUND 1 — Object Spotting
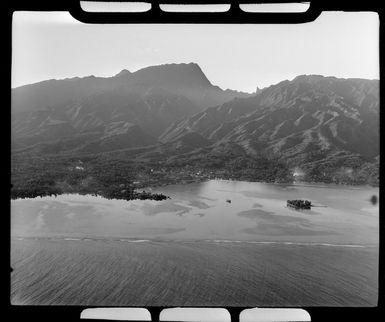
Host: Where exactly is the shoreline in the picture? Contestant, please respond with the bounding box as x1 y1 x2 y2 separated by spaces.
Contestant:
144 178 379 191
10 236 379 249
11 178 379 202
10 189 170 202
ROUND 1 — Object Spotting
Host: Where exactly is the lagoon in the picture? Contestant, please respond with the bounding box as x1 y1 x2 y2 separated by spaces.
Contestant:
11 180 379 306
11 180 379 245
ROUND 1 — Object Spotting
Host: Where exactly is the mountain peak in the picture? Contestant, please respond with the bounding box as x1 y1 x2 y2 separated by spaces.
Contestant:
293 74 326 81
185 62 203 70
137 62 204 74
115 69 132 77
132 62 213 88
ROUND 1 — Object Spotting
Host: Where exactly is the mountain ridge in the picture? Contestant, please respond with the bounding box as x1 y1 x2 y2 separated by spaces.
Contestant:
161 75 379 160
11 68 379 186
12 62 252 112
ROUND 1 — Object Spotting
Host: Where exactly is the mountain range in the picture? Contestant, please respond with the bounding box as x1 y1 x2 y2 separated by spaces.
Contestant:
12 63 379 185
12 63 251 148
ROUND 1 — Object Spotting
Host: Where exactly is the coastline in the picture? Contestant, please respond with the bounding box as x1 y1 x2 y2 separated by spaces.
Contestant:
10 189 170 202
11 235 379 249
11 178 378 202
144 178 379 191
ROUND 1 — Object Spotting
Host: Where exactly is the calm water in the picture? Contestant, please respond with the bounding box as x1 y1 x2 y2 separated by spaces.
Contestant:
11 180 379 245
11 180 379 306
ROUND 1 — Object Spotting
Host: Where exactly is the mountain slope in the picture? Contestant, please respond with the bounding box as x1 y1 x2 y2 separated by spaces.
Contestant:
12 63 251 113
162 75 379 164
12 63 252 151
11 72 379 185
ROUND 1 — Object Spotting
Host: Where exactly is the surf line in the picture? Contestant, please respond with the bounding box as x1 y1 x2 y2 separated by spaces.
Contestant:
206 239 368 248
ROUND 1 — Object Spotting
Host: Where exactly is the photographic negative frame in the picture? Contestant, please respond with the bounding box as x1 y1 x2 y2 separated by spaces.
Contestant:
5 0 383 321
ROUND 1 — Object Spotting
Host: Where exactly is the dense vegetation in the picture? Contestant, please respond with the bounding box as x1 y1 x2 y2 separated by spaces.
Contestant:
11 146 378 201
299 154 379 186
11 155 169 201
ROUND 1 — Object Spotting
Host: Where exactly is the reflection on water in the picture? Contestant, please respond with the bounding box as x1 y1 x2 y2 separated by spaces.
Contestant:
11 180 379 245
286 206 320 215
141 202 192 216
237 208 330 236
238 208 275 218
188 200 211 209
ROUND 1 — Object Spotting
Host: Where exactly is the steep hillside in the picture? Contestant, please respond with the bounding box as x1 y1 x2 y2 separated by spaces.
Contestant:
12 63 252 151
11 72 379 186
162 75 379 164
12 62 251 113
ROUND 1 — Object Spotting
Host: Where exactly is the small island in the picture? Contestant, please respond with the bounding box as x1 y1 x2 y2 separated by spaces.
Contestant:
287 199 312 209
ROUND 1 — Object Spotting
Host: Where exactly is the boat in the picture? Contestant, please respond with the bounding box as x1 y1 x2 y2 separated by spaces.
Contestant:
287 199 311 209
226 199 231 203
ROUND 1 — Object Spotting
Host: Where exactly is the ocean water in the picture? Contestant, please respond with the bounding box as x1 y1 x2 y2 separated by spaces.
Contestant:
11 180 379 306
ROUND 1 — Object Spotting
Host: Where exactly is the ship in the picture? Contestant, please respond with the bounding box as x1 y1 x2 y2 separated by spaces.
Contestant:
287 199 312 209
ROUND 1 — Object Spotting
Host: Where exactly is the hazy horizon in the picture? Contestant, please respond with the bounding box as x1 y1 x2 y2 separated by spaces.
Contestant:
12 61 380 92
12 11 379 92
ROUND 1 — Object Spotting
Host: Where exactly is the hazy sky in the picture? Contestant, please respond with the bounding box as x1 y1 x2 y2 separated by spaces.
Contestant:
12 11 379 92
